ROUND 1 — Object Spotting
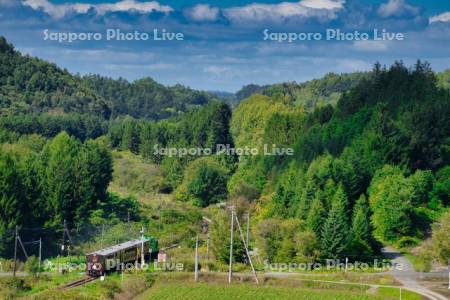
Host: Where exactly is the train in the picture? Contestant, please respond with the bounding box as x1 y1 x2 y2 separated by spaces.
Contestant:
86 236 158 276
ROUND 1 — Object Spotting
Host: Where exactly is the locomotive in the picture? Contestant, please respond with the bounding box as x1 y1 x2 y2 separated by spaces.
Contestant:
86 236 158 276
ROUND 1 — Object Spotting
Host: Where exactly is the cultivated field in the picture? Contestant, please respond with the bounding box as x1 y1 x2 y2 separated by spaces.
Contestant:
135 282 422 300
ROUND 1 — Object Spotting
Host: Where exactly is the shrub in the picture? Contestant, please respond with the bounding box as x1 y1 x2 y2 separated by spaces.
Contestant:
24 255 41 275
395 237 421 249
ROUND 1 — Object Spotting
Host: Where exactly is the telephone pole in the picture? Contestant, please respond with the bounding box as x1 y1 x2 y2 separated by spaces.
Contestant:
140 227 145 266
206 232 210 261
158 195 162 232
194 235 199 282
228 210 234 284
235 213 259 284
13 225 18 277
38 238 42 274
245 213 250 247
101 224 105 248
61 219 66 256
17 235 28 259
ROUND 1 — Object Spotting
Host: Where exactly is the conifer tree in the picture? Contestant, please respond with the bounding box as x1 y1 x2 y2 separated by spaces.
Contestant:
39 132 80 227
348 194 374 257
297 179 316 219
306 191 326 239
351 194 371 243
120 119 140 154
320 186 349 259
0 152 24 256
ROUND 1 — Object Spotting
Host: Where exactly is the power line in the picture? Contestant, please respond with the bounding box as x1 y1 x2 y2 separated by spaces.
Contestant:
228 209 234 284
234 212 259 284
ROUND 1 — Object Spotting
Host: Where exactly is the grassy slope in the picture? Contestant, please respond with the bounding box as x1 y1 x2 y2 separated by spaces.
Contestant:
108 150 165 202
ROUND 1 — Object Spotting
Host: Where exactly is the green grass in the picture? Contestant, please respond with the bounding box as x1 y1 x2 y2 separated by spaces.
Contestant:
293 273 398 286
109 150 164 201
132 273 423 300
0 272 85 299
10 272 153 300
378 287 423 300
137 282 411 300
403 253 432 272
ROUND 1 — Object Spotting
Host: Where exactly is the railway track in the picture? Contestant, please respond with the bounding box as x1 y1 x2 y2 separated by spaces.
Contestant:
61 276 98 289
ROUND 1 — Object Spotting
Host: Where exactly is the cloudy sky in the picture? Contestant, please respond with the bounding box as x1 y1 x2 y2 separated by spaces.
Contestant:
0 0 449 91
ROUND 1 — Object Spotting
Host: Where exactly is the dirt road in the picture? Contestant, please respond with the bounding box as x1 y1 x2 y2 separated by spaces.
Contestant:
382 246 448 300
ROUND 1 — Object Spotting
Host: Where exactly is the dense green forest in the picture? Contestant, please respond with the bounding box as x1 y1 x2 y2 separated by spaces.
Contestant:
0 36 217 121
0 36 449 265
234 72 367 110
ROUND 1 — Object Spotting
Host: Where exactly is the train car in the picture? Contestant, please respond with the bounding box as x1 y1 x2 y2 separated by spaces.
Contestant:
87 237 158 276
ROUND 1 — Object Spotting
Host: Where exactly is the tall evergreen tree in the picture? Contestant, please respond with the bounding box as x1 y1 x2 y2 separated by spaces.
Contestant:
351 194 371 243
39 132 80 227
306 191 326 239
120 119 140 154
320 186 349 259
348 194 373 257
0 152 25 256
297 179 317 219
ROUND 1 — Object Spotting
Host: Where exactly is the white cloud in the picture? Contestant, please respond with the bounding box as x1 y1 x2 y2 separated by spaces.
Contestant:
0 0 19 7
95 0 173 15
377 0 419 18
300 0 344 10
224 0 344 23
22 0 173 18
184 4 219 22
203 65 231 76
23 0 90 18
353 40 389 52
429 12 450 24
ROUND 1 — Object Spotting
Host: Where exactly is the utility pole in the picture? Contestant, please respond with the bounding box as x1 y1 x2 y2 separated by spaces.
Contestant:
61 219 66 256
158 195 162 232
245 213 250 248
65 224 72 256
234 213 259 284
206 232 210 261
17 235 28 259
140 226 145 266
101 224 105 248
38 238 42 274
194 235 199 282
228 210 234 284
13 225 18 277
448 259 449 290
127 212 131 236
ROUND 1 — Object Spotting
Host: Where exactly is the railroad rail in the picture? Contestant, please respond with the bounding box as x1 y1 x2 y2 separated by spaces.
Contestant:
61 276 97 289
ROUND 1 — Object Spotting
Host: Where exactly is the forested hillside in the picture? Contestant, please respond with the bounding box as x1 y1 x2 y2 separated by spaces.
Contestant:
235 72 367 110
0 36 216 121
0 37 110 118
227 61 449 262
104 60 449 263
81 75 215 119
0 37 449 266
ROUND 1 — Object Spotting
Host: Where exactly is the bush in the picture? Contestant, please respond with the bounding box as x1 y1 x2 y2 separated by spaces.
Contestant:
24 255 41 275
0 277 30 297
175 157 229 207
102 280 121 299
0 258 15 272
430 210 450 263
395 237 421 249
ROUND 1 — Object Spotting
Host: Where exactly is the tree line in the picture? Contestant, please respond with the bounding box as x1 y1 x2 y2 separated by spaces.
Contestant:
0 133 114 257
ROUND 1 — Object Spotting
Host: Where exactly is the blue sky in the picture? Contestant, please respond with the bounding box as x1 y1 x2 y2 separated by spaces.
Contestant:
0 0 449 91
